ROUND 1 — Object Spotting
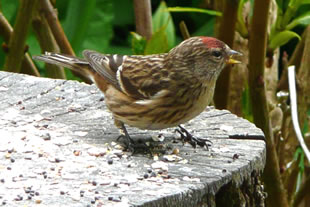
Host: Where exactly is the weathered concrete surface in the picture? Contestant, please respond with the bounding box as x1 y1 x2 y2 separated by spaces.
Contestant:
0 71 266 207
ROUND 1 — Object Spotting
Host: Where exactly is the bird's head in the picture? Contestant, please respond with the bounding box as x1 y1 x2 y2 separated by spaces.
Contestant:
167 36 242 84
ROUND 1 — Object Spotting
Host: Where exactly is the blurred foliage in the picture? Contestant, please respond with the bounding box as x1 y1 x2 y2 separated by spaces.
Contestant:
269 0 310 49
0 0 218 79
1 0 310 206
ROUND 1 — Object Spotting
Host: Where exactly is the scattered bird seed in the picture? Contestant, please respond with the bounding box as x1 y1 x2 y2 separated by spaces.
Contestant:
41 133 51 141
150 172 157 177
233 154 239 160
35 200 42 204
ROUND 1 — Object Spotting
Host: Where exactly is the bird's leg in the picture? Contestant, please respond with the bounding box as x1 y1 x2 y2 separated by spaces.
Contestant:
175 125 212 149
116 123 134 150
116 122 150 154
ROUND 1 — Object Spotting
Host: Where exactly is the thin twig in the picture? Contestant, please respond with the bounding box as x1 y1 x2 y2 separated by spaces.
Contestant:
179 21 190 40
248 0 289 206
288 66 310 162
32 3 66 79
296 25 310 137
277 31 306 91
213 0 239 109
0 12 40 76
284 155 301 203
292 174 310 207
41 0 74 55
133 0 152 40
277 51 289 91
4 0 39 73
39 0 91 83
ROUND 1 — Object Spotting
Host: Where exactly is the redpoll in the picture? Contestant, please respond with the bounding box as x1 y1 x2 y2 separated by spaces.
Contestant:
33 36 241 150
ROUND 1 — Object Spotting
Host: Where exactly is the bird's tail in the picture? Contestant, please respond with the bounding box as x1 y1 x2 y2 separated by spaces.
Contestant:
33 52 92 79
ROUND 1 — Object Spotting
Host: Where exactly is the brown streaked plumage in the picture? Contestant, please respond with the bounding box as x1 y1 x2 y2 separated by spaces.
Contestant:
33 36 242 149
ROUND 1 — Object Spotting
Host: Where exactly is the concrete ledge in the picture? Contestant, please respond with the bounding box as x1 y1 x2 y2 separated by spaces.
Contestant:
0 71 266 207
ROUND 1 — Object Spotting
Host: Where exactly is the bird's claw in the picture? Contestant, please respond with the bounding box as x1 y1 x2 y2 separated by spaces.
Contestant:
117 134 151 154
175 125 212 150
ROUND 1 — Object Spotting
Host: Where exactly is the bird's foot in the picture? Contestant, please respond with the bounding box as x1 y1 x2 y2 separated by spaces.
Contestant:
175 125 212 149
116 123 151 154
117 134 151 154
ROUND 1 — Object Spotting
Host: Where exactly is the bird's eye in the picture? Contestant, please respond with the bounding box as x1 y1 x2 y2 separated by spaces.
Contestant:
212 51 222 58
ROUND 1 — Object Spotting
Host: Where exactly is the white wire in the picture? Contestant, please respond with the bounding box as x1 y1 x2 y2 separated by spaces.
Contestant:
288 65 310 163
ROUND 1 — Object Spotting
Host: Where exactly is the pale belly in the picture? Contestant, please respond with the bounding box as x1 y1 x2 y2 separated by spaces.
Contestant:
114 86 214 130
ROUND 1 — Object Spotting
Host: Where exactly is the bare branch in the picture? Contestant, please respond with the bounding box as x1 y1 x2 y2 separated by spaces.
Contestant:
179 21 190 40
133 0 152 40
41 0 74 55
0 12 40 76
292 174 310 207
4 0 39 73
39 0 91 83
32 3 66 79
248 0 289 206
214 0 239 109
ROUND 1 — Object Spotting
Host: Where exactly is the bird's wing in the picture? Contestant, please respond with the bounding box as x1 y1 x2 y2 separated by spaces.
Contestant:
83 50 168 99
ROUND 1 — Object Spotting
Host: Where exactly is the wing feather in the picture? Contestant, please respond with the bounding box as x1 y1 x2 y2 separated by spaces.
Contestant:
83 50 169 100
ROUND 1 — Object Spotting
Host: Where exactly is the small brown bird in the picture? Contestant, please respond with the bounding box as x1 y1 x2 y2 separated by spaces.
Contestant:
33 36 241 150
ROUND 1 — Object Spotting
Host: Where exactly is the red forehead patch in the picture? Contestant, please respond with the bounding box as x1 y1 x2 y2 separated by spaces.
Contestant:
200 36 224 48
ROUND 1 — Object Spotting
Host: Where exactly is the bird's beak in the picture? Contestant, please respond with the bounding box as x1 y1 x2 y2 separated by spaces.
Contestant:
226 49 242 64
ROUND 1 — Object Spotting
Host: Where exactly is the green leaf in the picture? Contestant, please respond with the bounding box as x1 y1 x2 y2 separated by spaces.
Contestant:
269 30 301 49
241 85 253 123
153 1 176 49
275 0 291 12
192 18 215 37
167 7 222 16
0 0 18 23
293 147 304 191
281 0 304 27
237 0 249 38
144 26 168 55
63 0 97 55
63 0 114 56
82 0 114 54
286 12 310 30
130 32 146 55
